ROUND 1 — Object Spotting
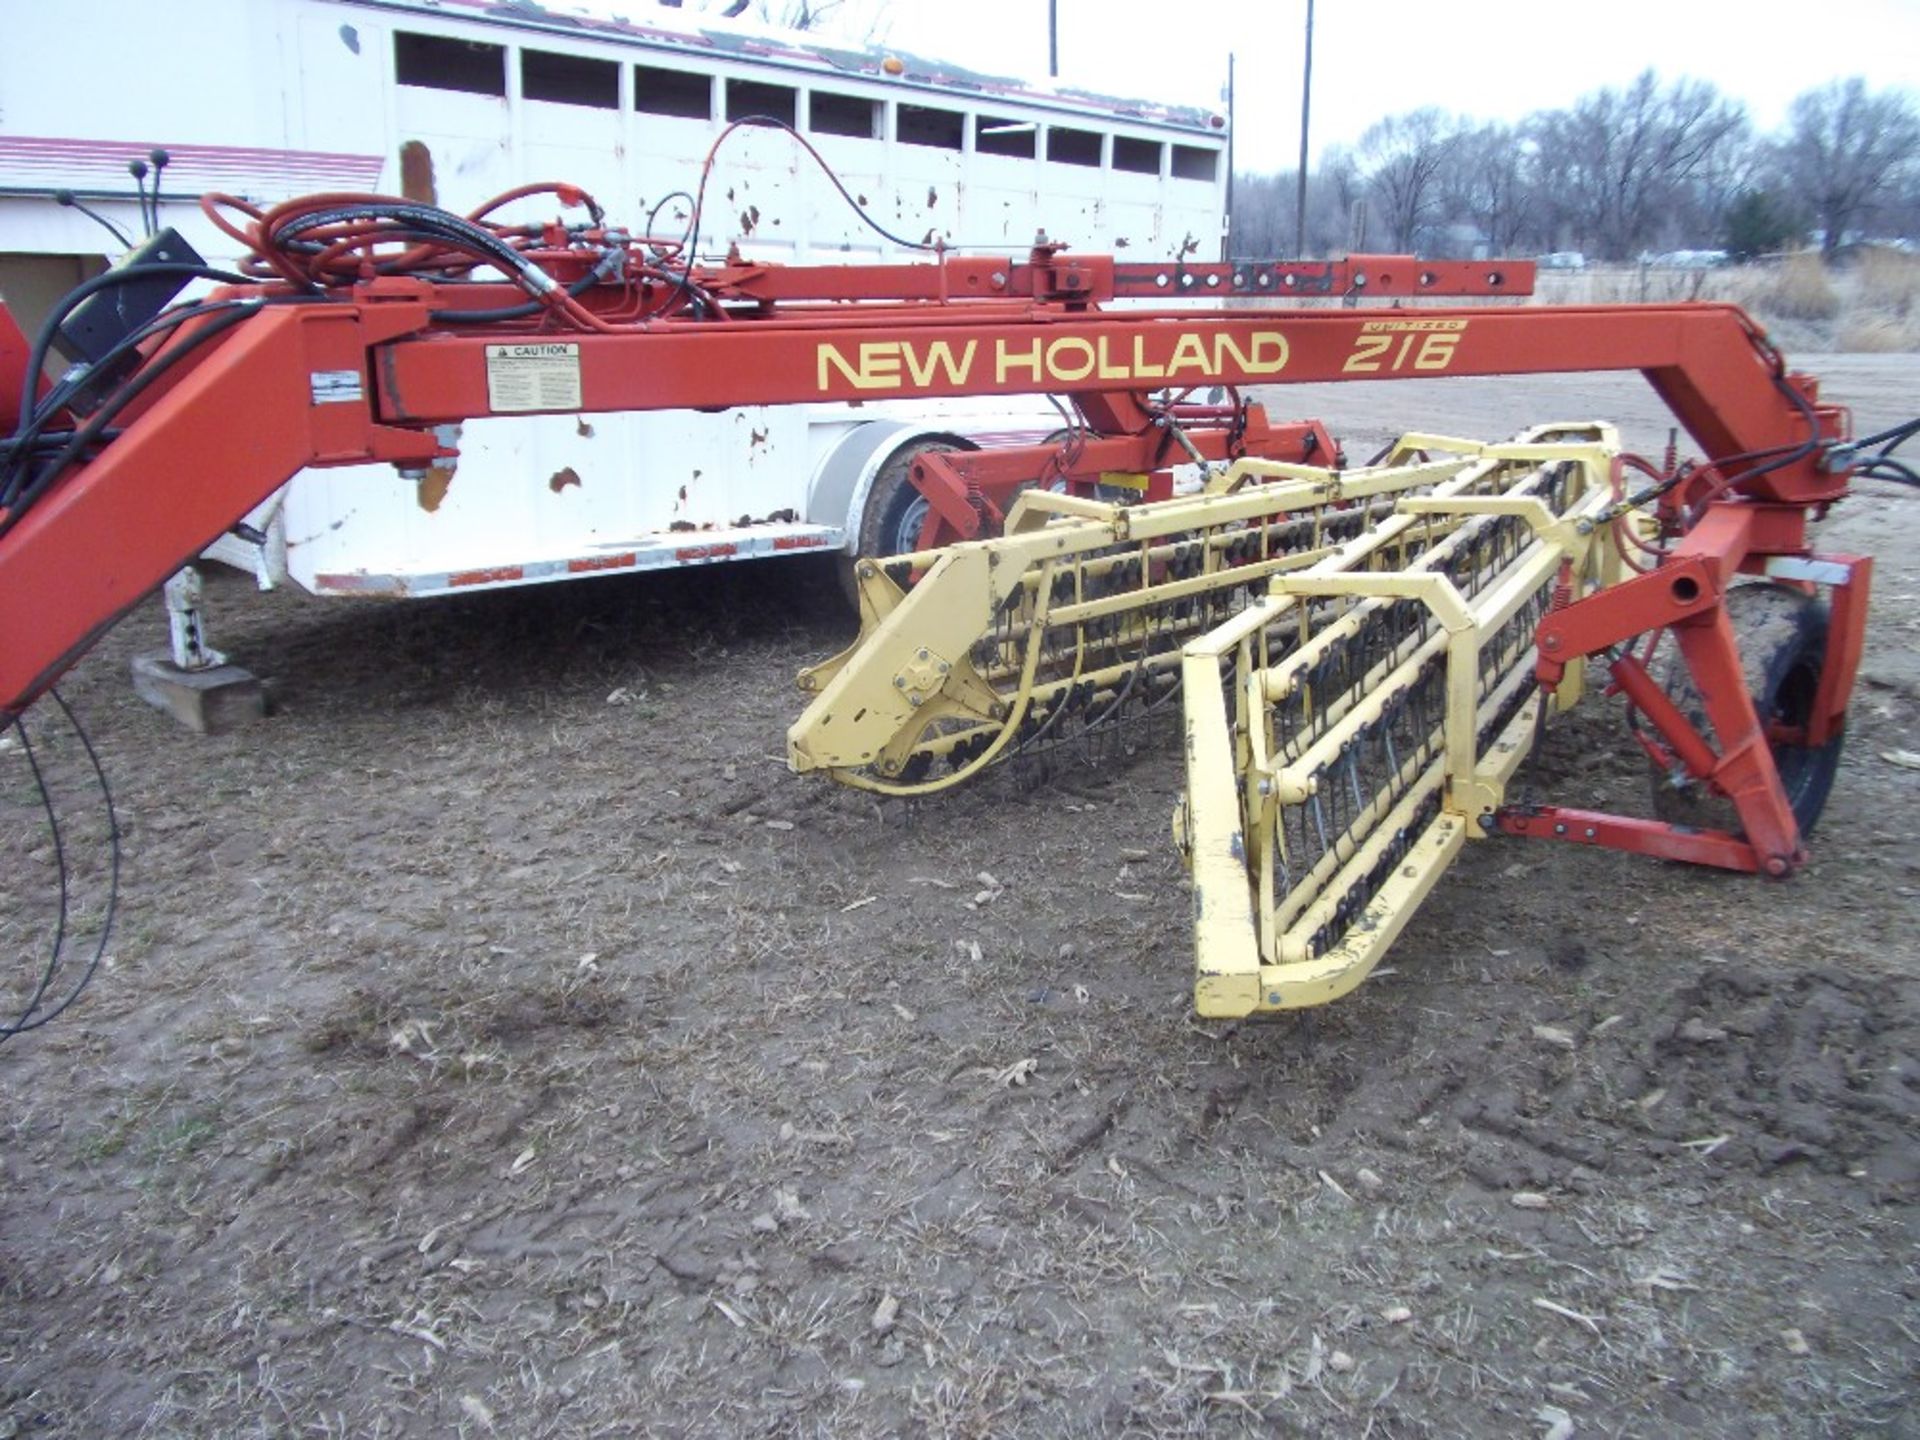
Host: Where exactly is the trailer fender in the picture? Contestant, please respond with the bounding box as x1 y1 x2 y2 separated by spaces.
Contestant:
806 423 976 555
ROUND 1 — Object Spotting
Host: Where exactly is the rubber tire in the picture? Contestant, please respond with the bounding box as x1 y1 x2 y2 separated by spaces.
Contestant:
1648 582 1843 836
840 438 971 609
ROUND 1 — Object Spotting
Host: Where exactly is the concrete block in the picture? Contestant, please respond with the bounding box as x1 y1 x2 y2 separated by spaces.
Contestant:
130 652 267 735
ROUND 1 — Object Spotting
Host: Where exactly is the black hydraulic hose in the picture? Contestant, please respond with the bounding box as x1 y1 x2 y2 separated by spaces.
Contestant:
3 297 270 506
1 689 118 1041
273 202 541 284
15 262 251 439
0 304 259 542
1853 417 1920 451
429 246 626 324
1860 458 1920 488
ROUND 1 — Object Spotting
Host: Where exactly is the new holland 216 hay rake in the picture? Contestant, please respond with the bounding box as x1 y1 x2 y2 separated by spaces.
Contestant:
0 182 1895 1030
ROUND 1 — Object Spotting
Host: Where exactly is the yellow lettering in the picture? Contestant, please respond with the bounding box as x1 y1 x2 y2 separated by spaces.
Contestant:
1213 332 1252 375
818 343 861 391
1414 332 1461 371
1166 333 1210 376
826 328 1291 391
1210 331 1289 376
1046 337 1097 382
816 341 905 390
996 339 1043 384
902 339 978 387
1360 318 1465 334
1248 331 1288 373
1342 333 1392 373
859 342 901 388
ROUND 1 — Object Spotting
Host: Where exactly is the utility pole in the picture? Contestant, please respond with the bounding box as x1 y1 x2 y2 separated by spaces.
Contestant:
1048 0 1059 77
1224 52 1235 262
1295 0 1314 256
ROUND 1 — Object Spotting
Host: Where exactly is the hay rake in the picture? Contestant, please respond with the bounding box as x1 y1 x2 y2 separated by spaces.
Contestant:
0 187 1886 1026
791 423 1633 1011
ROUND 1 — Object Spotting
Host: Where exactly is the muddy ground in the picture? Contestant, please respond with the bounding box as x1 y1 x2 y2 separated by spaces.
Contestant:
1 360 1916 1438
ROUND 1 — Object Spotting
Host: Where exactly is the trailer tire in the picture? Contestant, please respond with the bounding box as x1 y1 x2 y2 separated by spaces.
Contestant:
1647 583 1843 837
841 437 975 607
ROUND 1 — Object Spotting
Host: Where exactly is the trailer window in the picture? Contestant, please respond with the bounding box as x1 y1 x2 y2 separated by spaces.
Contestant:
395 32 506 97
634 63 711 119
810 89 877 139
899 105 964 152
522 48 618 109
727 78 797 127
974 115 1036 158
1048 127 1103 168
1172 144 1218 182
1113 136 1161 175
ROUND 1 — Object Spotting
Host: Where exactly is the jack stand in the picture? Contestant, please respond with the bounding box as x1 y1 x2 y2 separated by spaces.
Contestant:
129 566 265 734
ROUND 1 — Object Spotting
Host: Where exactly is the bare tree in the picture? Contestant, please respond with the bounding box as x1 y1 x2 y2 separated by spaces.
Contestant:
1782 78 1920 252
1228 171 1291 259
1307 147 1363 256
1439 122 1537 254
1532 71 1747 259
1229 152 1361 259
1357 109 1458 251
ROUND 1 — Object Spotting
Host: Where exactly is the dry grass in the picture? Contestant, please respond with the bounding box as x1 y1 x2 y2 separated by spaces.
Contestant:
1853 248 1920 316
1834 313 1919 352
1739 252 1842 322
1533 250 1920 352
1240 251 1916 352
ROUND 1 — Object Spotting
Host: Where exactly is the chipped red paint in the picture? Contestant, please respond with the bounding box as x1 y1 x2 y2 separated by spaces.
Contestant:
675 543 739 562
772 535 829 551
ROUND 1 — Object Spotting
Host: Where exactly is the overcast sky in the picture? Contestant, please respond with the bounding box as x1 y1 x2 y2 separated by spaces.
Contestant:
869 0 1920 172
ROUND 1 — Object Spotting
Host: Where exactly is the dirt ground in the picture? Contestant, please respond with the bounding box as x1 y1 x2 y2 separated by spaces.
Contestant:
2 359 1916 1438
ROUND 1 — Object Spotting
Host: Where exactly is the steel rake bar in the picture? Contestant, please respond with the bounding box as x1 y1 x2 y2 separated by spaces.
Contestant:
1180 425 1626 1016
789 450 1491 796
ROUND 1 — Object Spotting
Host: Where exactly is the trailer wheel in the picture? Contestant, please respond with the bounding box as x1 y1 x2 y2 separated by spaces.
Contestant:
1648 583 1843 836
842 438 974 607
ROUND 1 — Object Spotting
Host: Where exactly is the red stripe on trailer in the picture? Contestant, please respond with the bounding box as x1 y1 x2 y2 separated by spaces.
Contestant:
568 553 638 573
0 136 381 166
449 565 525 587
675 542 738 561
772 535 828 550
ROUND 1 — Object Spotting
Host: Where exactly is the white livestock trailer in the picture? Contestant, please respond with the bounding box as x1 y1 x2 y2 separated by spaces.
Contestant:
0 0 1228 614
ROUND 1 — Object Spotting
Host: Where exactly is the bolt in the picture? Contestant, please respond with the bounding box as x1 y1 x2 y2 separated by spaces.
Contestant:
1477 813 1496 832
1554 823 1567 835
1584 826 1597 839
1544 635 1562 650
894 676 905 688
